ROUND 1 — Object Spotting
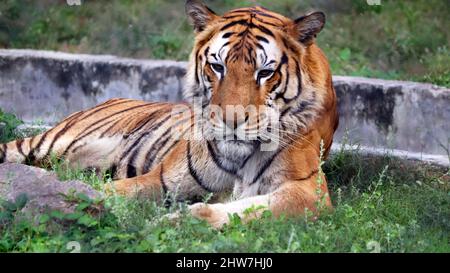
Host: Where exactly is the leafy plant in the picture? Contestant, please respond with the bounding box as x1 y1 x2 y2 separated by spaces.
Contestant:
0 109 23 143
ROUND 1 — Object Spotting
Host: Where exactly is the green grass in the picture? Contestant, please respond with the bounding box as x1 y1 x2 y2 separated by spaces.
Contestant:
0 109 23 143
1 141 448 253
0 0 449 87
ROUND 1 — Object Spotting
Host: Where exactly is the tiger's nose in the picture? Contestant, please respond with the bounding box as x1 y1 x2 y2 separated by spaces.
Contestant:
223 112 249 130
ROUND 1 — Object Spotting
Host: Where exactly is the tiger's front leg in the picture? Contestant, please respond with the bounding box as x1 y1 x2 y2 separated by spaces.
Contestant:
105 165 165 199
106 140 236 203
186 172 332 229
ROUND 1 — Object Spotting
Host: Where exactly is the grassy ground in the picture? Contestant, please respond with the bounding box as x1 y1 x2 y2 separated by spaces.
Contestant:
0 0 449 87
0 115 449 253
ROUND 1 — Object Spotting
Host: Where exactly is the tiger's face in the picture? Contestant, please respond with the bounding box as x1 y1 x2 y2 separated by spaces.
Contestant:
184 1 328 161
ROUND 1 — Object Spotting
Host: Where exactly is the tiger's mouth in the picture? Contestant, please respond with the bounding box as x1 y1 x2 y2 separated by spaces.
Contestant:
211 138 259 163
222 138 259 146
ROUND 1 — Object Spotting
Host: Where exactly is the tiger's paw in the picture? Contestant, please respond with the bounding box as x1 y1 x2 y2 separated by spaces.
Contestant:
165 203 230 229
187 203 229 229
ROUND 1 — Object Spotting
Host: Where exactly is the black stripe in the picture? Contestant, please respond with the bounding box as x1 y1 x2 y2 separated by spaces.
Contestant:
187 141 216 193
254 23 274 37
218 42 230 56
80 103 156 138
63 103 156 156
255 35 269 43
222 32 234 38
222 14 247 20
280 106 291 118
282 68 291 101
76 99 131 122
63 116 122 155
142 133 172 174
252 10 284 22
43 105 119 158
126 107 170 136
220 19 248 31
122 115 172 175
237 28 250 37
289 60 303 102
106 164 117 179
120 133 151 163
194 48 201 84
239 152 255 170
27 129 52 163
16 139 25 157
275 62 290 102
206 141 238 175
99 118 125 138
282 37 300 54
278 62 301 104
160 164 168 194
0 143 6 163
142 117 194 173
158 139 180 161
251 149 283 184
260 48 268 66
253 17 278 27
280 53 288 65
126 165 137 178
292 98 315 115
69 119 121 154
155 121 194 164
269 79 282 95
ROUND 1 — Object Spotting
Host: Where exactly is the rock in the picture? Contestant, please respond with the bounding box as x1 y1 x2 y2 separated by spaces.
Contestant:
0 163 103 214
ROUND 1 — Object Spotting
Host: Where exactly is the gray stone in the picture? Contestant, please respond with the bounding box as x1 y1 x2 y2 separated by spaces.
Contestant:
0 163 102 214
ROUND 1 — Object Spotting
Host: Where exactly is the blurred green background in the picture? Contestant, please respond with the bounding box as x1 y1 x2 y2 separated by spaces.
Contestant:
0 0 449 86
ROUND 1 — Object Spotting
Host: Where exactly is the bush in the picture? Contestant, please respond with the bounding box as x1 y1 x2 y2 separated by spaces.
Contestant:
0 0 448 86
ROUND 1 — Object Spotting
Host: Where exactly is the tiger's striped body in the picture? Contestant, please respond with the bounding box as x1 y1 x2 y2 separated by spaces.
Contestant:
0 99 236 201
0 1 339 228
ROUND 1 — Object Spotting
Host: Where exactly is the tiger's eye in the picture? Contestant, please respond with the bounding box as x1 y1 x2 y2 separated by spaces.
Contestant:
211 63 225 73
258 69 274 78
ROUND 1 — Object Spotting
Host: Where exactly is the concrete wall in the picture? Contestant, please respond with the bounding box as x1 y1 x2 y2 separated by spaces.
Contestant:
333 76 450 156
1 49 449 162
0 49 185 124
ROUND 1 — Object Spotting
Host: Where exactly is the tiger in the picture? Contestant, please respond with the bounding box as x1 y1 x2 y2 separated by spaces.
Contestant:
0 0 338 228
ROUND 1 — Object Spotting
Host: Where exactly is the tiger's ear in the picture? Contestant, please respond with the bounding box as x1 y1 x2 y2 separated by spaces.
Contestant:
290 11 326 46
185 0 219 33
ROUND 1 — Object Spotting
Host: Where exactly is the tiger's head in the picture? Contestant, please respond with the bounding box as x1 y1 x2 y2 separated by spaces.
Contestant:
183 0 335 161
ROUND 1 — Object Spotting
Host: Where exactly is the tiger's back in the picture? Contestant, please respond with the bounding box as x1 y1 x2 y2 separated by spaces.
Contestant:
0 98 190 180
